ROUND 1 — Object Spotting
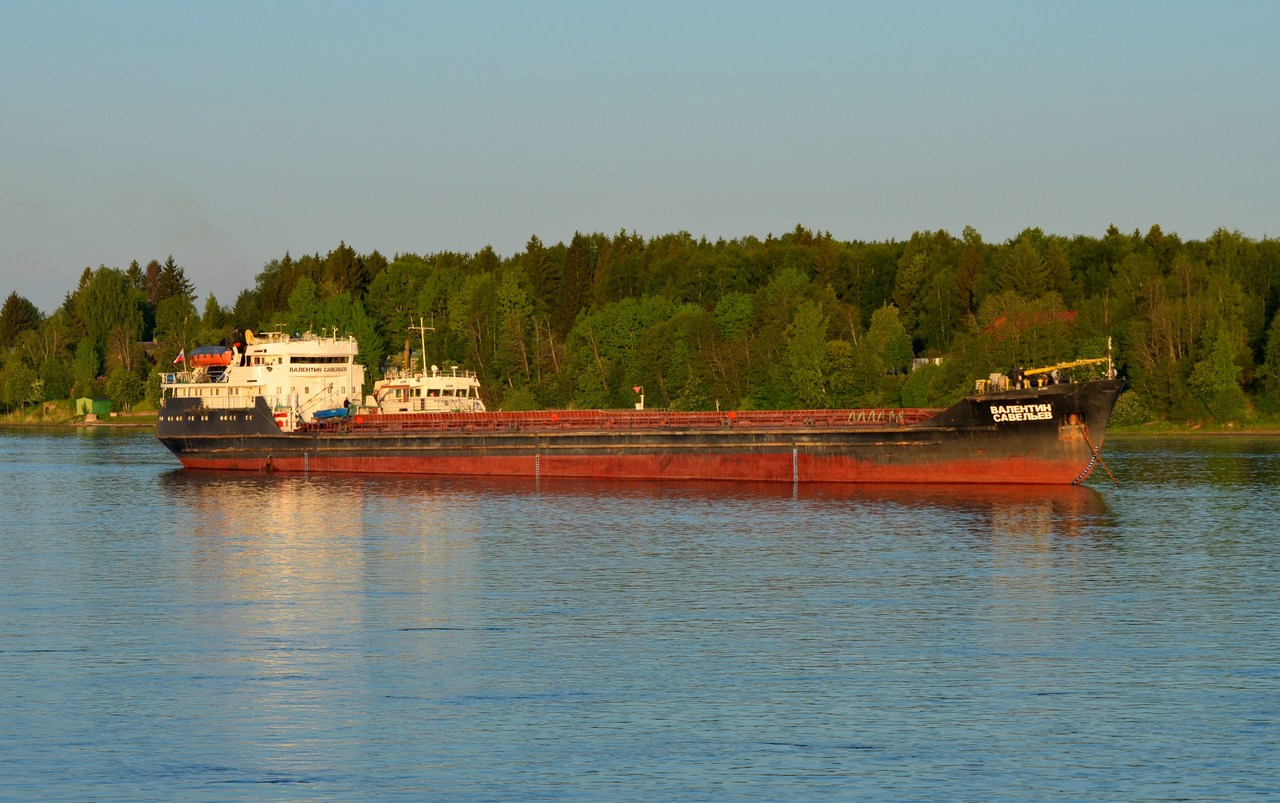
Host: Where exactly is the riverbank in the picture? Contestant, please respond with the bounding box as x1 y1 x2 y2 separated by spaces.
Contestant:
0 401 157 429
1110 419 1280 437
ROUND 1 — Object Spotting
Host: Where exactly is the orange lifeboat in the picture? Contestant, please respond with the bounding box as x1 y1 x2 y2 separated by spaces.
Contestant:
189 346 232 368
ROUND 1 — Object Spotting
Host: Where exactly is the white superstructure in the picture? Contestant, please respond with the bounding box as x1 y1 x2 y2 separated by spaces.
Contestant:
160 330 366 432
369 364 486 414
367 317 487 414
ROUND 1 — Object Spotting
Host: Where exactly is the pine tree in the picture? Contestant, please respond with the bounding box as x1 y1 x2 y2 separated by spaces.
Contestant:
554 233 592 337
157 256 195 303
0 292 42 347
324 242 368 298
1001 238 1048 298
522 235 558 315
956 240 983 315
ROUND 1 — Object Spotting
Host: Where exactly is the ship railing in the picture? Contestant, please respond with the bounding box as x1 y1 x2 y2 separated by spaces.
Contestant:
304 407 942 434
161 395 259 411
383 367 479 381
161 371 204 385
160 370 231 386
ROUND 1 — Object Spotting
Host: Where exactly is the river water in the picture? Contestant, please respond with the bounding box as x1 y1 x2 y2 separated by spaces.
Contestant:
1 429 1277 801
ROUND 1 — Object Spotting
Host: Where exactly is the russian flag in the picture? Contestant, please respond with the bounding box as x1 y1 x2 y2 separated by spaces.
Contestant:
173 350 185 365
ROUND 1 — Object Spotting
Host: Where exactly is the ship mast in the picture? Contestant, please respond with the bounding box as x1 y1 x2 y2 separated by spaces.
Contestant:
408 317 435 375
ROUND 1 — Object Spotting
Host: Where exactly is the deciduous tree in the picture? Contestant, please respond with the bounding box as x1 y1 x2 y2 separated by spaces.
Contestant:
866 305 913 374
1189 327 1246 422
786 301 828 408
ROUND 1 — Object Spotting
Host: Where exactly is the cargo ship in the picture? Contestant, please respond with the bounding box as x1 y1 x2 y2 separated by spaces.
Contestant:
156 330 1125 485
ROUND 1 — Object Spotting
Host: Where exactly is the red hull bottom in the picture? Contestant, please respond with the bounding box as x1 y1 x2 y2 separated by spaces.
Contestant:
177 451 1097 485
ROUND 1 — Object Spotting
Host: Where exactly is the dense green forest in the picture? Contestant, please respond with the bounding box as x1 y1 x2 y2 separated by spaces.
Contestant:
4 224 1280 426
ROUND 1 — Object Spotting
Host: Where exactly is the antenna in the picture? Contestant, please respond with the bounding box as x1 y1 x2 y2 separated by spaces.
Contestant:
408 317 436 375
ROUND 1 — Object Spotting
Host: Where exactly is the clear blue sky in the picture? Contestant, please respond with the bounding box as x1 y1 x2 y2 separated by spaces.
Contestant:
2 0 1277 313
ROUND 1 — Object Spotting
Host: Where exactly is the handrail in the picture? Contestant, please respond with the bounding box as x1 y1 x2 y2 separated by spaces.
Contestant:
160 395 258 411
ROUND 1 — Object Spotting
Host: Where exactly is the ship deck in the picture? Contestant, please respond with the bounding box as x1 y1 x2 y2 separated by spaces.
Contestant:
301 406 946 435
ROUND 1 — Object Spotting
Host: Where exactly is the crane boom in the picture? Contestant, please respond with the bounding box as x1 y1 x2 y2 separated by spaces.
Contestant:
1023 357 1110 376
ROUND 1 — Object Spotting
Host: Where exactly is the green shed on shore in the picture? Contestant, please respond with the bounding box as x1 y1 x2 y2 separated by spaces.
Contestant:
76 397 111 416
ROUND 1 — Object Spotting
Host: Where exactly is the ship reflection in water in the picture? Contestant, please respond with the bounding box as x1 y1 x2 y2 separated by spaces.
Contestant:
159 469 486 599
155 469 489 709
155 469 1118 755
798 480 1108 538
156 469 1116 722
162 469 1112 554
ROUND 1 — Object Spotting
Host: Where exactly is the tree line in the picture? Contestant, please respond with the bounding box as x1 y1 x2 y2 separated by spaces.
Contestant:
3 225 1280 425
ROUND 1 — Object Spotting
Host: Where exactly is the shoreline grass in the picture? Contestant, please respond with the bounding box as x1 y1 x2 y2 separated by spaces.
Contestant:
0 399 157 429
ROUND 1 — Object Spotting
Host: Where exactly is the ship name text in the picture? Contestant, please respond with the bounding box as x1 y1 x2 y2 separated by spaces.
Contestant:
990 403 1053 422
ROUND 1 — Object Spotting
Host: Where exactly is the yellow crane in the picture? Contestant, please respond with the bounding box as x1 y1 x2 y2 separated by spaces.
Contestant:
1023 357 1110 376
1024 336 1114 380
974 339 1115 393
